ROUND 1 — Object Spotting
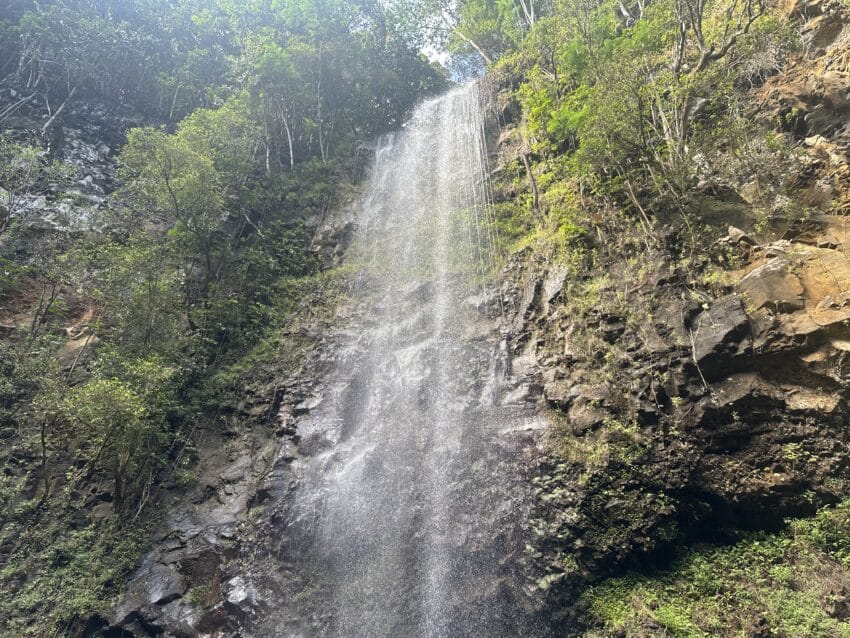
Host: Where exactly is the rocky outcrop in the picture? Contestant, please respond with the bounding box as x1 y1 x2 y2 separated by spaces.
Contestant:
100 279 350 637
485 6 850 626
497 216 850 626
0 89 140 235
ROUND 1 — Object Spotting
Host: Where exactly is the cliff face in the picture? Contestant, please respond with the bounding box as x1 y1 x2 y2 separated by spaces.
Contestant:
3 1 850 636
492 0 850 630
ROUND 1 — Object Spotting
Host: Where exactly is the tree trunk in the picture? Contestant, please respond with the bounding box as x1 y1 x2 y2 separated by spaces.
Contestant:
454 28 494 65
41 86 76 137
519 150 541 219
169 82 181 122
281 106 295 170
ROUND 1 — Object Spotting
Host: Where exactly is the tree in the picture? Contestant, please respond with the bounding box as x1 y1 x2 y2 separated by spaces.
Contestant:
57 360 175 512
79 234 183 357
119 126 226 328
660 0 768 168
391 0 549 65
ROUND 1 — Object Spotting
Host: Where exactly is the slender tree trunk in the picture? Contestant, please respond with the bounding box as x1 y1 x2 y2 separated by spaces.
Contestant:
281 105 295 170
0 92 37 124
317 51 326 164
40 419 49 501
41 87 75 137
453 27 493 65
169 82 181 122
30 283 58 339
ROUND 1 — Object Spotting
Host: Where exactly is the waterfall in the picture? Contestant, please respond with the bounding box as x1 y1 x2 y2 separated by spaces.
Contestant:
269 83 547 638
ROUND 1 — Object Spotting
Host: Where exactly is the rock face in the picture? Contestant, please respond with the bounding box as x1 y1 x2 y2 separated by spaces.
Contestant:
738 260 804 313
0 92 133 235
690 294 751 378
493 1 850 616
95 3 850 635
498 224 850 625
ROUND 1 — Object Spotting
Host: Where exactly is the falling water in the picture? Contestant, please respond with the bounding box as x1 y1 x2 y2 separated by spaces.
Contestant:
265 83 548 637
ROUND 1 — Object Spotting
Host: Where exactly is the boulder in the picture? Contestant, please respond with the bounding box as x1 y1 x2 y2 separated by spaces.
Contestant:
722 225 757 246
690 295 751 378
738 259 804 313
114 565 188 624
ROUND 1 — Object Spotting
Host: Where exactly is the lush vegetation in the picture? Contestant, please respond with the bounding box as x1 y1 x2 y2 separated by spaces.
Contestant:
0 0 445 132
585 501 850 637
403 0 801 252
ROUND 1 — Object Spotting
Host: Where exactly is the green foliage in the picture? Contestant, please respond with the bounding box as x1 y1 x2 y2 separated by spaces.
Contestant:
794 500 850 567
0 516 148 637
585 501 850 637
0 2 447 635
199 266 352 416
5 0 444 128
115 99 322 360
177 95 263 188
42 357 177 511
75 235 183 357
490 0 792 257
503 0 802 218
120 126 223 228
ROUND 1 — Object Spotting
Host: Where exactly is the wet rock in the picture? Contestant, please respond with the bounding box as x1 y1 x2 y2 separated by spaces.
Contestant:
196 602 245 634
542 266 569 305
226 576 250 605
798 248 850 326
697 373 785 428
293 394 323 415
297 431 334 456
762 240 793 258
785 385 843 415
513 276 543 330
114 565 188 623
750 310 817 353
804 134 846 166
542 379 573 410
599 317 626 343
503 381 542 404
312 215 356 267
403 279 435 303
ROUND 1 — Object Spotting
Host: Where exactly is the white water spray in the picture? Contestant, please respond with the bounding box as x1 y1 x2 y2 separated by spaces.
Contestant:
271 83 546 638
